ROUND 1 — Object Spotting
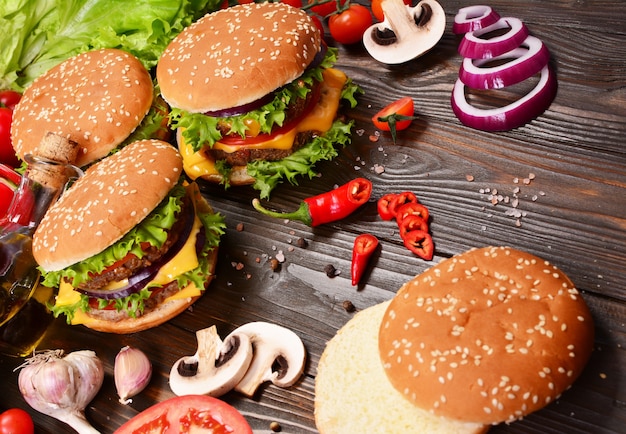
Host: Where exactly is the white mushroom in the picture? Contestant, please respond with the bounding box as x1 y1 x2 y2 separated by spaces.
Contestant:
363 0 446 65
225 322 307 397
169 326 253 397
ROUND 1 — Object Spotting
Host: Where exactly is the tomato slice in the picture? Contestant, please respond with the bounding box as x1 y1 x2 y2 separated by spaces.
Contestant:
372 97 415 132
217 84 321 146
114 395 252 434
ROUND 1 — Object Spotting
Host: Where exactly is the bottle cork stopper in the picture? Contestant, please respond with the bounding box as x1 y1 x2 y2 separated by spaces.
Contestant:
27 132 80 189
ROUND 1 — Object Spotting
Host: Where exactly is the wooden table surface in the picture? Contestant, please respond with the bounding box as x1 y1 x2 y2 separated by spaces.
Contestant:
1 1 625 433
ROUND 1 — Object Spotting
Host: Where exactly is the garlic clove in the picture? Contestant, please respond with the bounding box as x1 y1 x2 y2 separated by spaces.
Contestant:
114 346 152 405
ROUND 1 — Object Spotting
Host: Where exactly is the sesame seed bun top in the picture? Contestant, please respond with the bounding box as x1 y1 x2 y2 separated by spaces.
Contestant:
378 246 594 425
33 140 183 272
11 48 153 168
156 2 322 113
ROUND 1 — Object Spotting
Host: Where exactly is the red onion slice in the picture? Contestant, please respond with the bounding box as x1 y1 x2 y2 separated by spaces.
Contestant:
459 36 550 89
458 17 529 59
453 5 501 34
77 198 197 300
451 64 557 131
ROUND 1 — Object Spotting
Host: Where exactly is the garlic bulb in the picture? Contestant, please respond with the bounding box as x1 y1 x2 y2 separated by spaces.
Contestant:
17 349 104 434
115 346 152 405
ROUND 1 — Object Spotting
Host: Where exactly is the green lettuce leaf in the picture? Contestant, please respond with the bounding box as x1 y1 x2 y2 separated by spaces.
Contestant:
1 0 222 91
169 47 341 151
48 185 226 322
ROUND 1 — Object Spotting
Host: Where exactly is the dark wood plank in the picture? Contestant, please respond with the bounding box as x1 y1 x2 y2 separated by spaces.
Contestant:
1 1 624 433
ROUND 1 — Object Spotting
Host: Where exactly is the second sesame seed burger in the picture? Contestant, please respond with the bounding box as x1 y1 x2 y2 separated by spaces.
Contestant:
315 246 595 432
11 48 170 168
156 2 360 198
32 140 226 334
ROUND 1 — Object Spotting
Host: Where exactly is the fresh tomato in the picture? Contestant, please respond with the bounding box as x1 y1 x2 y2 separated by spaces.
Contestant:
310 14 325 35
307 0 346 18
281 0 303 7
114 395 252 434
0 107 19 167
328 4 373 45
372 96 415 132
0 90 22 110
0 408 35 434
370 0 412 22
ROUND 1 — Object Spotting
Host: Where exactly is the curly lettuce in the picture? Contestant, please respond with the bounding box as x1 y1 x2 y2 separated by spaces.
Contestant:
0 0 222 91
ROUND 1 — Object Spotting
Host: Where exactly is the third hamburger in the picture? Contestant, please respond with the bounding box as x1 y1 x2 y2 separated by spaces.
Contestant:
32 139 226 334
156 2 360 198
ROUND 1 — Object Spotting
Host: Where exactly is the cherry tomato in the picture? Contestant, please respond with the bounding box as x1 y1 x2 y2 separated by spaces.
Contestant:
0 107 19 168
0 408 35 434
0 90 22 110
310 14 325 35
114 395 252 434
307 0 346 18
370 0 412 22
328 4 373 45
372 96 415 132
281 0 303 7
395 202 430 226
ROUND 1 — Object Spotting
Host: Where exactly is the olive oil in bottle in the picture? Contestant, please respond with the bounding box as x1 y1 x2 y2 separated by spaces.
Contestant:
0 133 81 355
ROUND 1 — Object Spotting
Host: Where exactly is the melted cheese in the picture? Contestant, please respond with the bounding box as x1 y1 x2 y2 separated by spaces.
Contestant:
180 68 348 179
55 212 205 325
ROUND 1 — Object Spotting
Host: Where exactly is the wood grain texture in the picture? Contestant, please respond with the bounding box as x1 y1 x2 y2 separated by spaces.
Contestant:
0 1 624 433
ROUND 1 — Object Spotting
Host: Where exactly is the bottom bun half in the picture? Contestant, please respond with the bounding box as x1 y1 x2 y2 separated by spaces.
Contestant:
314 301 488 434
79 192 220 334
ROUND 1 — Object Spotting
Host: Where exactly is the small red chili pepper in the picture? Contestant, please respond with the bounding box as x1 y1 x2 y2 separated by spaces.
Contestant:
252 178 373 227
395 202 430 226
377 193 398 220
351 233 378 286
388 191 418 217
398 214 429 239
402 230 434 260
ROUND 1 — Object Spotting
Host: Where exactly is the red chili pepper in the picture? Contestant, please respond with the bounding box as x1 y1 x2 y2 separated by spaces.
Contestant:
395 202 430 226
252 178 373 227
402 230 434 260
388 191 418 217
377 193 398 220
351 233 378 286
398 214 429 239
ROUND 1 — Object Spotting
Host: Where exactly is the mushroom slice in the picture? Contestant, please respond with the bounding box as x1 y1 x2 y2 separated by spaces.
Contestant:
169 325 253 397
225 322 307 397
363 0 446 64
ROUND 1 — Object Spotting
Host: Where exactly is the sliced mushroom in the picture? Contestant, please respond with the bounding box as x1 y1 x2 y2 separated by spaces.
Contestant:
224 322 307 397
363 0 446 64
169 325 253 397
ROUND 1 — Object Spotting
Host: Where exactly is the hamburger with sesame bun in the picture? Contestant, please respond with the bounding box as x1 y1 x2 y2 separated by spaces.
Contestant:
11 48 169 168
156 2 360 198
32 140 226 334
315 246 594 432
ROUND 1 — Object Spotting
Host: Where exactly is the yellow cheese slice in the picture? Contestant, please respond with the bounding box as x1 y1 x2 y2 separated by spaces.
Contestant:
179 67 348 179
